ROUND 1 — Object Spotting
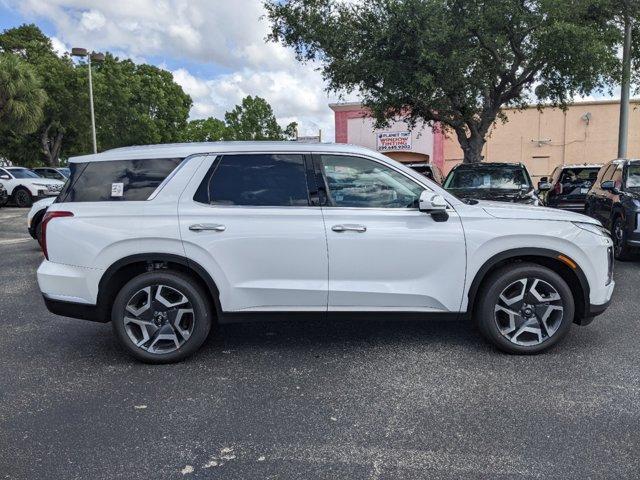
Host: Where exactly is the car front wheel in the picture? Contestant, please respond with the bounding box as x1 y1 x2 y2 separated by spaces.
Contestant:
476 263 574 354
13 188 33 208
111 271 212 363
612 216 633 261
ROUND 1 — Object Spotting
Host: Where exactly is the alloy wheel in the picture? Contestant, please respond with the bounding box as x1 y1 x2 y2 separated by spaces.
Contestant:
613 219 625 258
123 284 195 354
494 278 564 346
14 190 31 208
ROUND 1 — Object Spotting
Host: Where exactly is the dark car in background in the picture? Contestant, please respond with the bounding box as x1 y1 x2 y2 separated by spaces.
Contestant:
31 167 70 181
585 159 640 260
539 164 602 212
405 162 444 184
443 162 541 205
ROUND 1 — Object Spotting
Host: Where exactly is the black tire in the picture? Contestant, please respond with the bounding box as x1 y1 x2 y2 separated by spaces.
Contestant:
29 211 45 240
612 216 633 261
13 188 33 208
0 195 7 207
111 270 212 363
476 263 574 354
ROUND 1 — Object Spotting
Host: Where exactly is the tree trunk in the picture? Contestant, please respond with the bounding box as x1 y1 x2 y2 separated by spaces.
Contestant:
455 127 486 164
40 124 64 166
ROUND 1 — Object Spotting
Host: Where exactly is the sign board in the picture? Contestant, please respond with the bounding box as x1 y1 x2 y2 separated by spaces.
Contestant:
376 131 412 152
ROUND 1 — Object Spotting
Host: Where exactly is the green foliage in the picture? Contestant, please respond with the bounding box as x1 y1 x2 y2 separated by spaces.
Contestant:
0 24 192 166
182 96 298 142
266 0 633 163
181 117 228 142
0 53 46 135
224 95 298 140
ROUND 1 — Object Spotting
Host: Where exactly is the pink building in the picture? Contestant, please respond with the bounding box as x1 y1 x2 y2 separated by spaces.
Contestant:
329 102 445 170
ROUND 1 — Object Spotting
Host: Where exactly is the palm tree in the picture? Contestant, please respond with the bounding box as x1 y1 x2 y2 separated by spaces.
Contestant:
0 53 46 135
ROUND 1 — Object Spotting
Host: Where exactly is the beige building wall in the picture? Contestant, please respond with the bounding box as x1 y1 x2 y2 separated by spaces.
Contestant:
443 100 640 180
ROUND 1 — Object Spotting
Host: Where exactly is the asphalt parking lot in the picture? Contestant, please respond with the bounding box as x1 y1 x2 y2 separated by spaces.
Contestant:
1 207 639 480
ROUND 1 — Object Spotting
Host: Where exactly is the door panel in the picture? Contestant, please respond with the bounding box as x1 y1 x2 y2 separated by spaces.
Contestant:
178 154 328 312
321 208 466 311
314 153 466 312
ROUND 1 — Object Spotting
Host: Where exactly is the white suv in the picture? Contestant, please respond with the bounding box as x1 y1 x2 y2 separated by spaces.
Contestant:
37 143 615 363
0 167 64 207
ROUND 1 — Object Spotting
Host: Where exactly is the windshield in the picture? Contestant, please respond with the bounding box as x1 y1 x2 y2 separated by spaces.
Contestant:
8 168 40 179
444 165 530 190
626 165 640 189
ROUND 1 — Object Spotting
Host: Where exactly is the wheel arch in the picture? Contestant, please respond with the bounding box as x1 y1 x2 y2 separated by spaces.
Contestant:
467 248 590 324
97 253 222 323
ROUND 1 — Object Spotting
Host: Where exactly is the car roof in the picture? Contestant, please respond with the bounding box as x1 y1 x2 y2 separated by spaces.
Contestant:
406 163 433 167
451 162 523 169
559 164 602 169
68 142 381 163
5 166 28 170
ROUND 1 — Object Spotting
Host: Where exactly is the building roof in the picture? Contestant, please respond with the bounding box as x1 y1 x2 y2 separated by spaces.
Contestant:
68 141 377 163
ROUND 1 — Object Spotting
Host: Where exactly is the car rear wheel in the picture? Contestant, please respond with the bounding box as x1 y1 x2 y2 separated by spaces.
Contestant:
476 263 574 354
612 216 633 261
13 188 32 208
111 271 212 363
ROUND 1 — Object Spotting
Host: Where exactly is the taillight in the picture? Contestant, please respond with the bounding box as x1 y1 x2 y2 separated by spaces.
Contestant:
40 211 73 260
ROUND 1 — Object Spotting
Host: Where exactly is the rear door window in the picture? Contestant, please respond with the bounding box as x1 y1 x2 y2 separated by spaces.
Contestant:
194 154 310 206
58 158 183 202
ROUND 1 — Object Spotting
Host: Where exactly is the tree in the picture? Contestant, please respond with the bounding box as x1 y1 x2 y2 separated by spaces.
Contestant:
89 55 192 150
0 24 86 166
224 96 297 140
0 54 46 136
266 0 628 163
181 117 228 142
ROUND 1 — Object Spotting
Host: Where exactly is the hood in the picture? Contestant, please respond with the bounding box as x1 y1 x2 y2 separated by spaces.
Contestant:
449 188 535 203
478 200 600 224
24 178 64 186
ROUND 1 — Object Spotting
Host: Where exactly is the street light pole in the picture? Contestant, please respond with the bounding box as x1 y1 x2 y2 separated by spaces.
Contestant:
71 48 104 155
87 54 97 154
618 13 633 159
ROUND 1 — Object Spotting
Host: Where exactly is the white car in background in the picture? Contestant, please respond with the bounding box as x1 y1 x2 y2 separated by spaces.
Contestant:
28 196 56 240
0 166 64 207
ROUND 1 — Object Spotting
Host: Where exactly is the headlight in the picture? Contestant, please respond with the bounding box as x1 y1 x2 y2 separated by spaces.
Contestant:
573 222 610 238
32 183 48 187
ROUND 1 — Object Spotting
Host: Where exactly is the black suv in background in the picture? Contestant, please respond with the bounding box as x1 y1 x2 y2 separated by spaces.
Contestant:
443 162 541 204
539 164 602 212
585 159 640 260
405 162 444 184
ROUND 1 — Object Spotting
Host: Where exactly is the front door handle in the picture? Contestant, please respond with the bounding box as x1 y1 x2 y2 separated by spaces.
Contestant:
189 223 226 232
332 224 367 233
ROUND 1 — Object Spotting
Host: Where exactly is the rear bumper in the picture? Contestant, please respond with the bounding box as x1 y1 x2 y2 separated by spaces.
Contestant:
42 295 108 323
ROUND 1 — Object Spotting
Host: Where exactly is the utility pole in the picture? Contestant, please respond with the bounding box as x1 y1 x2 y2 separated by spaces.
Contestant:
618 12 633 159
71 48 105 155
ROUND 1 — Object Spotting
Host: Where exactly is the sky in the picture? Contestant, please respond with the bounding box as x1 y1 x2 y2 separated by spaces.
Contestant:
0 0 347 140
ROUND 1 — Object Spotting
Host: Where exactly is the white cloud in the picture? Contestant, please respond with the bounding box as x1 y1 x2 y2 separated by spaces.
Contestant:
8 0 344 139
50 36 68 56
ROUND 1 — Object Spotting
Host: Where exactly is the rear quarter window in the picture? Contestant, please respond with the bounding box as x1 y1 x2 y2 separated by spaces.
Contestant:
58 158 183 202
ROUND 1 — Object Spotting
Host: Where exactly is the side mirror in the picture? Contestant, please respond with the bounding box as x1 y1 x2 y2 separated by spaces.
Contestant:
0 174 10 180
539 176 548 183
419 191 449 222
601 180 616 192
538 182 552 192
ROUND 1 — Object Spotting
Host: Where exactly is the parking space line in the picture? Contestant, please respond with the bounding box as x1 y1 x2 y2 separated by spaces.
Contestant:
0 238 32 245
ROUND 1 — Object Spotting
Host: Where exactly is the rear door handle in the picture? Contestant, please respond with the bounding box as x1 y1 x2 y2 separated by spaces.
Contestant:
332 224 367 233
189 223 226 232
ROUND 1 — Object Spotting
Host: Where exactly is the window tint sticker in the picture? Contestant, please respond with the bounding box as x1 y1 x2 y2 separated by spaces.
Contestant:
111 183 124 197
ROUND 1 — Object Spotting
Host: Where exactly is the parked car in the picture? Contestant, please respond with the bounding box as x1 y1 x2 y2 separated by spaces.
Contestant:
32 167 70 181
38 142 614 363
405 162 444 184
0 183 8 207
585 159 640 260
539 164 602 212
443 162 541 205
27 196 56 240
0 167 64 207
